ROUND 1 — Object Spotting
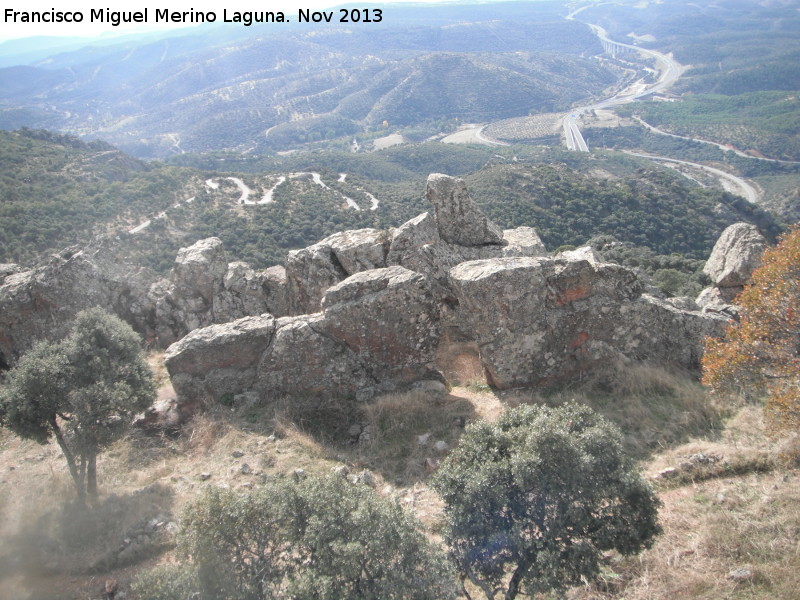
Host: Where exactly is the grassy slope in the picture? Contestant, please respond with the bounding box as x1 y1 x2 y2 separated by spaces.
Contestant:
0 359 797 599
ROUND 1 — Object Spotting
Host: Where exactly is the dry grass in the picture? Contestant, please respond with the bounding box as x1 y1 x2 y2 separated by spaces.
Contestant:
2 357 799 599
357 390 476 485
509 361 725 459
566 403 800 600
567 468 800 600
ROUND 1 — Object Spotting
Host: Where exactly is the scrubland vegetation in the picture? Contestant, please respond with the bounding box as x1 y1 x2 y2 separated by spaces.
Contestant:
1 357 797 599
4 229 799 598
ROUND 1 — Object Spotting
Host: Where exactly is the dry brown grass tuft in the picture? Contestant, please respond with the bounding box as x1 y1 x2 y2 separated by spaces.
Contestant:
513 361 724 459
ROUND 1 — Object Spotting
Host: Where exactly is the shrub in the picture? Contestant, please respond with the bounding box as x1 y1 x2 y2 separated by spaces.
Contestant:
431 403 661 600
703 226 800 432
133 475 456 600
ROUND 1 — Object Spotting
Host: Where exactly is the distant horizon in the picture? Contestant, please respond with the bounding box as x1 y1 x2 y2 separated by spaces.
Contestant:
0 0 494 41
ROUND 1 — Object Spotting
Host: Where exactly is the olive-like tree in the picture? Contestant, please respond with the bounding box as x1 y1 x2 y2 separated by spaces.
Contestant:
0 307 155 503
431 403 661 600
133 475 457 600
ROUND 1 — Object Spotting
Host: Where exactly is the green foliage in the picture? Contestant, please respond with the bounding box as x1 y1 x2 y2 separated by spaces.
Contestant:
465 163 770 260
634 92 800 161
131 564 200 600
431 403 661 600
0 307 155 502
133 475 456 600
0 128 197 266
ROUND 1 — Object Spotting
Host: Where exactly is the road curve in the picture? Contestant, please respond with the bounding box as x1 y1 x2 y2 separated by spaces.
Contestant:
623 150 761 205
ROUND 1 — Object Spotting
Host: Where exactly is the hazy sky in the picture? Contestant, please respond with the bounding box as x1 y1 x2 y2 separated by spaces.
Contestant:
0 0 469 41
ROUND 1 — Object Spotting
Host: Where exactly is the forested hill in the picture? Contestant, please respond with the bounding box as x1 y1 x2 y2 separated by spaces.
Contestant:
0 129 199 266
0 3 611 159
0 130 777 288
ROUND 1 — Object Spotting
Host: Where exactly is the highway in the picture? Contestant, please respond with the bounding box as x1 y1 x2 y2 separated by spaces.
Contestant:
562 15 685 152
563 113 589 152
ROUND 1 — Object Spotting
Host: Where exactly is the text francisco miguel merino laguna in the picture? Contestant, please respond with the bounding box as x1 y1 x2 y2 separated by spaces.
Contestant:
4 7 386 26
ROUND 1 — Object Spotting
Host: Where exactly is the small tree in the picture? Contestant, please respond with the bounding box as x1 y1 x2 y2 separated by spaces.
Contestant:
134 475 457 600
703 226 800 431
431 403 661 600
0 307 155 503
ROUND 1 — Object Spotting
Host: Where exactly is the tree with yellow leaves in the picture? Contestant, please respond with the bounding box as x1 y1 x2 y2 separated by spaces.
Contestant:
703 226 800 431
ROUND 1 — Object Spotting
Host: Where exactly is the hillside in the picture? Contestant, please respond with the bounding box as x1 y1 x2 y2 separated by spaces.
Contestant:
576 0 800 162
0 129 199 266
1 359 797 599
0 132 779 279
0 3 611 158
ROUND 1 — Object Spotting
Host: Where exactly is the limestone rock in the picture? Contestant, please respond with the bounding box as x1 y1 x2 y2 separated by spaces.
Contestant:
449 255 726 389
425 173 504 246
704 223 766 288
285 228 390 315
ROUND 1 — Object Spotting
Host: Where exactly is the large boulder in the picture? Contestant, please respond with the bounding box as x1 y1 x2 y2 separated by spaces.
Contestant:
697 223 767 317
164 314 277 411
285 228 390 315
425 173 505 246
164 266 444 407
703 223 767 288
449 254 727 389
0 238 158 367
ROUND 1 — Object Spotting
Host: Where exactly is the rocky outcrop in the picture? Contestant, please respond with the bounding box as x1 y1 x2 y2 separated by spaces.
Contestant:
153 237 228 345
0 234 292 365
425 173 505 246
284 176 547 316
449 253 728 389
285 229 389 315
219 263 288 322
697 223 767 316
165 266 444 406
153 238 288 346
0 239 159 367
3 172 744 415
